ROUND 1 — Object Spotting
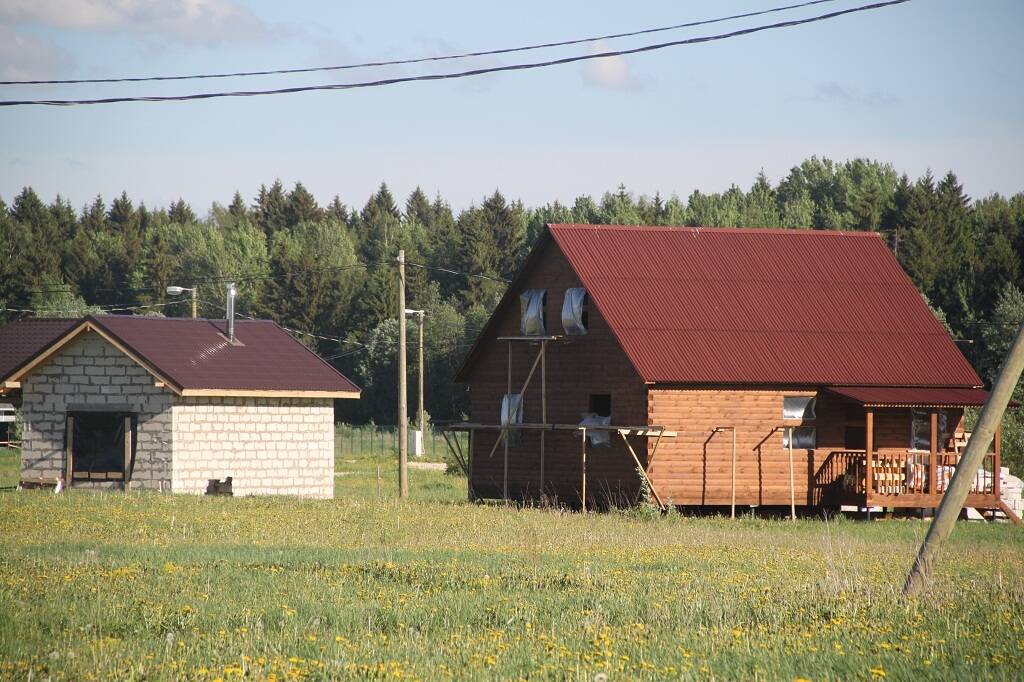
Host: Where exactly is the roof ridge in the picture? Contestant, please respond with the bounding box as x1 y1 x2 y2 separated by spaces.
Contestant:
547 223 882 238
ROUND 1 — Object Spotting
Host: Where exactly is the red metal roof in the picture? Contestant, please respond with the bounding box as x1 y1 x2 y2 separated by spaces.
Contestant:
546 224 982 387
826 386 990 407
0 318 78 382
4 315 360 396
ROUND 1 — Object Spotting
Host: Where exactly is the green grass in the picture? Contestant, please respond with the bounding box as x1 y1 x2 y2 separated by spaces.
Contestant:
1 447 1022 681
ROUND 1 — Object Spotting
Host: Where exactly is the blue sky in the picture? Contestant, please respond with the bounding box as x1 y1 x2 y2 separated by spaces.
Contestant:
1 0 1022 214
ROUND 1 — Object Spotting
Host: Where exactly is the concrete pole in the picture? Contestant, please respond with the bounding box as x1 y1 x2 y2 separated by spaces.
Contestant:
904 321 1024 597
191 285 198 319
418 311 425 455
397 250 409 498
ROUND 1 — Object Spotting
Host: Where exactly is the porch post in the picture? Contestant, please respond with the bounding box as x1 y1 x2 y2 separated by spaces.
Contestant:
865 410 874 499
994 423 1002 500
928 410 938 496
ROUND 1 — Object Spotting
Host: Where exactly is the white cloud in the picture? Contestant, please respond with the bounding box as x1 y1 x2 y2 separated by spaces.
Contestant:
581 40 639 91
810 82 899 108
0 0 274 45
0 26 70 80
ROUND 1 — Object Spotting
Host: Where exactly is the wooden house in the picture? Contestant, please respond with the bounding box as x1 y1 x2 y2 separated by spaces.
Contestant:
452 224 1013 517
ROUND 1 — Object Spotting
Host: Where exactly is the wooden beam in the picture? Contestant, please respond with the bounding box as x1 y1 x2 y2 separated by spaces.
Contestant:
929 410 938 495
994 423 1002 500
540 339 546 498
581 428 587 511
64 415 74 486
996 499 1021 526
865 410 874 498
788 426 796 521
178 388 359 399
619 430 665 510
123 415 132 493
3 381 21 389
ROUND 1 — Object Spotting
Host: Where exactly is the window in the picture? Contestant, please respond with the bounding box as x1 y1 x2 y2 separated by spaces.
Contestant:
520 289 547 336
561 287 588 335
910 409 950 451
782 426 816 449
501 393 523 446
783 396 816 420
589 394 611 419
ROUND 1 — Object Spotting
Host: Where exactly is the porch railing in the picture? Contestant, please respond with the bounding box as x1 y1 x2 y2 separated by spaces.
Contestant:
868 450 997 496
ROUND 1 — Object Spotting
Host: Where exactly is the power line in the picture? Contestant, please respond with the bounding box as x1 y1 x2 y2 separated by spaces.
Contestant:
406 261 510 284
0 1 911 107
0 0 838 87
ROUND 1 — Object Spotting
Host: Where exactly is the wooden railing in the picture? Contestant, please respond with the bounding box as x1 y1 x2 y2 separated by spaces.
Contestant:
868 451 997 496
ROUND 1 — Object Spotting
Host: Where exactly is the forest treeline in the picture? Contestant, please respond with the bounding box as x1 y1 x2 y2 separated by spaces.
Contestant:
2 156 1023 450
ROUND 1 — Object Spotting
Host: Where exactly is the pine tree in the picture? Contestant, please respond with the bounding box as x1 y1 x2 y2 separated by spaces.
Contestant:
228 191 248 219
168 198 197 224
286 182 321 227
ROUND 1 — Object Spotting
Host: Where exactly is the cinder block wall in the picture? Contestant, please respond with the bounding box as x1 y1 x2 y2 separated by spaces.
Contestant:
20 331 173 487
171 397 334 498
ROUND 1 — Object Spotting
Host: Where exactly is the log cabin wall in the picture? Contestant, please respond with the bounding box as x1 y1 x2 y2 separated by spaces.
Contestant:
647 388 965 508
465 239 648 506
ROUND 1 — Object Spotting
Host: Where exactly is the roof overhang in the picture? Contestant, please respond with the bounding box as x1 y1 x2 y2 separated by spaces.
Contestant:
178 388 359 399
6 319 183 394
825 386 994 408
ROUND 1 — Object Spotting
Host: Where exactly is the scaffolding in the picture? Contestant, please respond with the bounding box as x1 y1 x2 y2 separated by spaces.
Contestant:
440 334 677 510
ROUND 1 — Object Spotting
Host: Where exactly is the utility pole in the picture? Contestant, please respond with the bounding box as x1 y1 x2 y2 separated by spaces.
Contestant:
191 285 198 319
903 320 1024 597
397 250 409 498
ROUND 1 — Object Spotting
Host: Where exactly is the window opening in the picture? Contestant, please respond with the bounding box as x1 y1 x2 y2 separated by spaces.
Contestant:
783 396 816 420
782 426 816 449
561 287 588 335
520 289 547 336
501 393 523 447
69 411 133 481
580 394 612 447
911 409 950 451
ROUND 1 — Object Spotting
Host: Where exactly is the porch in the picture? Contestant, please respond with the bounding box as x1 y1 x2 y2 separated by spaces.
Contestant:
815 386 1004 511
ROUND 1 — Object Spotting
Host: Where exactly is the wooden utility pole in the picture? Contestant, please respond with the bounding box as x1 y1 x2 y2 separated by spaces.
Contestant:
417 311 425 455
397 250 409 498
191 285 198 319
903 321 1024 597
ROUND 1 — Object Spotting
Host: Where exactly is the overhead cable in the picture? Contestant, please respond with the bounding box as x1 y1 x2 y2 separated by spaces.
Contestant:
0 1 911 107
0 1 838 86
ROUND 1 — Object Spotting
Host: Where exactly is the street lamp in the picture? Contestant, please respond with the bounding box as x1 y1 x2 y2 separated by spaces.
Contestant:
405 309 426 457
166 285 198 319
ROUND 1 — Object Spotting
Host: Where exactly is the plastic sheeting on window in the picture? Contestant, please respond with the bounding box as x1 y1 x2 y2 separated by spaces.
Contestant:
501 393 523 447
782 426 816 449
579 412 611 447
561 287 588 335
911 409 949 451
520 289 546 336
783 396 816 420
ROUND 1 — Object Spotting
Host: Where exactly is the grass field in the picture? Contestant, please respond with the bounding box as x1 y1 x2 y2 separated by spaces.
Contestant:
1 445 1022 681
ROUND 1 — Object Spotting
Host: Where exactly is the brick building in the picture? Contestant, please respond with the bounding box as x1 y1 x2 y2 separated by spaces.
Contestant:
0 315 358 498
453 224 1011 516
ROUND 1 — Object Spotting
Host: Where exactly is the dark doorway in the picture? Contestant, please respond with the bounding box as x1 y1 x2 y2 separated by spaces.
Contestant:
68 412 134 482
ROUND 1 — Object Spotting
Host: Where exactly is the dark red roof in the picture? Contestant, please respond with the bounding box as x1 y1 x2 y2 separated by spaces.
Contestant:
5 315 359 396
826 386 990 407
462 224 980 388
0 318 78 382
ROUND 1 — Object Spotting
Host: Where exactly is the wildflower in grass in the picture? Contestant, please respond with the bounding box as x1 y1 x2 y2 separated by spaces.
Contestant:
869 665 886 678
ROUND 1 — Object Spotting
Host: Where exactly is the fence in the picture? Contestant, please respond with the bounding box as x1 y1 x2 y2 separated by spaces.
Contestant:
335 424 468 463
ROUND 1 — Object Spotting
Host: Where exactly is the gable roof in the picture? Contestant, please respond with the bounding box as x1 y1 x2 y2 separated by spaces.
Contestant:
459 224 981 388
0 318 79 389
2 315 360 398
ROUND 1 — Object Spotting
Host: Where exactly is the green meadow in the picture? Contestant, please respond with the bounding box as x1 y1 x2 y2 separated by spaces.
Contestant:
1 443 1021 681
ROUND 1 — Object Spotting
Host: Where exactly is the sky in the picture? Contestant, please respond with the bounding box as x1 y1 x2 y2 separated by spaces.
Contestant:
1 0 1022 214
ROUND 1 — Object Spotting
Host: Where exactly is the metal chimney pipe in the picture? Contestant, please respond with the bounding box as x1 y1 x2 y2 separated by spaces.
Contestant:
226 282 236 342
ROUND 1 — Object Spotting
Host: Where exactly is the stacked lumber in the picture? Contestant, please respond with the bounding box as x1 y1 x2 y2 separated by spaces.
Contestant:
1001 467 1024 517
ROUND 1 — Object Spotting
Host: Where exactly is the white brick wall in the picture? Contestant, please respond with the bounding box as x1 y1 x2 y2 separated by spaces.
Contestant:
171 396 334 498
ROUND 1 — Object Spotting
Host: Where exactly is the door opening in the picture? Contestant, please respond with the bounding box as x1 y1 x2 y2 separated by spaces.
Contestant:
67 412 134 483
